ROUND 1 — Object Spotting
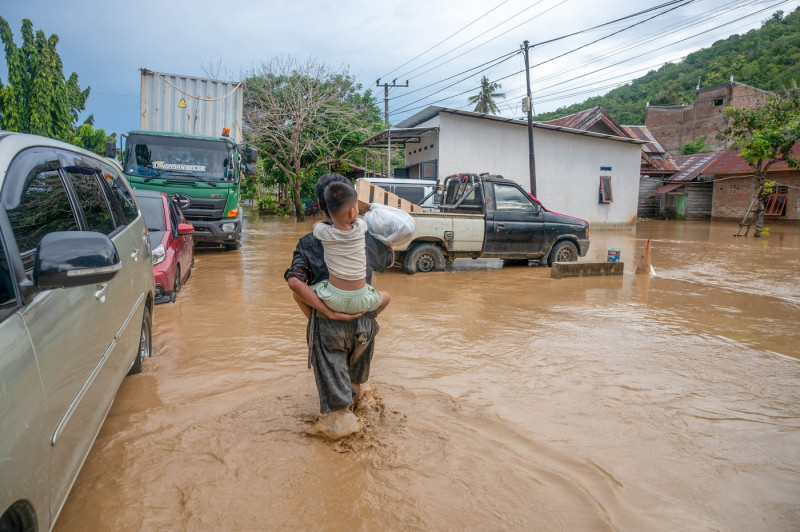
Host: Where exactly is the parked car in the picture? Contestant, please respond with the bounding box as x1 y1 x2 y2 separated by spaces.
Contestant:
133 189 194 304
0 132 155 532
358 177 441 210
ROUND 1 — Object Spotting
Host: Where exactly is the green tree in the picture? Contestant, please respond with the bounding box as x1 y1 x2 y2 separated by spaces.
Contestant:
70 122 114 156
468 76 505 115
680 135 714 155
243 57 384 221
717 88 800 236
0 17 89 140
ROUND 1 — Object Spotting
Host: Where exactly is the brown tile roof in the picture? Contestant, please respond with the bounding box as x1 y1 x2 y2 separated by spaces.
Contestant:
704 142 800 174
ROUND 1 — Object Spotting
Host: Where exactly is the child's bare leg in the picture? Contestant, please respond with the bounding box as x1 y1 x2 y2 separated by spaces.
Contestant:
293 293 313 319
375 291 391 315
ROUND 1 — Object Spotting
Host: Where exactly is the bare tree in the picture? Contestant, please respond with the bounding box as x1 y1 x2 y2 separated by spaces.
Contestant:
243 57 380 221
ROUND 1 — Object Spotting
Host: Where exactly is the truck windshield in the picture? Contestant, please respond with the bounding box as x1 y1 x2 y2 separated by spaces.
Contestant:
124 134 233 181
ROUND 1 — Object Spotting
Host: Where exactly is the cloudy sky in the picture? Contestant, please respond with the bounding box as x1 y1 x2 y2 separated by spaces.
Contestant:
3 0 798 135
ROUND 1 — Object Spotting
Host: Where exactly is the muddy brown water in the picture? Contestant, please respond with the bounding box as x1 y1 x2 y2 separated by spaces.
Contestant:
55 214 800 531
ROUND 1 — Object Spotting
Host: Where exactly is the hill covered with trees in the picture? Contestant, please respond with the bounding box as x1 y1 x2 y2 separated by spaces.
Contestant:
533 8 800 125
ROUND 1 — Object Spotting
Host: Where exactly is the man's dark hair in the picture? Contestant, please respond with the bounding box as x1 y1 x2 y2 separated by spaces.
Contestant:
324 181 357 218
315 173 351 217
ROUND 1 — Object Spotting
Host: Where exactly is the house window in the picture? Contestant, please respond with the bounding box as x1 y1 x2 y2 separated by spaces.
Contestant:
599 176 613 204
714 98 724 106
765 185 789 216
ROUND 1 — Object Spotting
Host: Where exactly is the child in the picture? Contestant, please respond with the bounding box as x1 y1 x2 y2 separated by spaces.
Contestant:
309 181 390 316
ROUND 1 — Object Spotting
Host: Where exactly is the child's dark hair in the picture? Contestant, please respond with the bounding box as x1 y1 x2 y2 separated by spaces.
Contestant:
324 181 357 218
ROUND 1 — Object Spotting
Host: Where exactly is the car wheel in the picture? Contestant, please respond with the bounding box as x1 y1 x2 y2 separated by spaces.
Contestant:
127 306 152 376
403 243 446 274
547 241 579 266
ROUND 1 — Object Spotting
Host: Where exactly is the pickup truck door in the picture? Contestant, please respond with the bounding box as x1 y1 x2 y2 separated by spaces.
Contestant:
486 182 546 254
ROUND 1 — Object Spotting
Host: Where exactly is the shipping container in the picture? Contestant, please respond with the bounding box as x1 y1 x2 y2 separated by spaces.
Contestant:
140 69 244 142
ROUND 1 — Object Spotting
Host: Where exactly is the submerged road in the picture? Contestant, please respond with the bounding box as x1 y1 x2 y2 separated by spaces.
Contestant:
56 215 800 531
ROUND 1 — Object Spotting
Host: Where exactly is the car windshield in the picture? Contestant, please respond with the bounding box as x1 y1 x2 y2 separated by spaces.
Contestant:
137 196 166 232
124 134 232 180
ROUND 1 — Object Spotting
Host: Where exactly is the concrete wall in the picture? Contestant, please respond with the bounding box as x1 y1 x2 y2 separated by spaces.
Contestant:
712 171 800 221
432 112 642 226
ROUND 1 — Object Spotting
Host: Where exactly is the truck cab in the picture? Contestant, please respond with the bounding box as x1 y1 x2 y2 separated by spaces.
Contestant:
121 131 256 250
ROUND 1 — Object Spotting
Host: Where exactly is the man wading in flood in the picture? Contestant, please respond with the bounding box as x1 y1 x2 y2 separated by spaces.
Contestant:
284 174 394 440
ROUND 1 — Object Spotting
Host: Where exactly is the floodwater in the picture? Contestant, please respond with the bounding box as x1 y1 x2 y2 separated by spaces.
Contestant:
56 214 800 531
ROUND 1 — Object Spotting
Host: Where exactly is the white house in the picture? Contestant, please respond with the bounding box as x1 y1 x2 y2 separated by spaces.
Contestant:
365 106 645 227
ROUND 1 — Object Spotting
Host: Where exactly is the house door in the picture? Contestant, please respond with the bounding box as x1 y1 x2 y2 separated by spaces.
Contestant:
675 194 687 220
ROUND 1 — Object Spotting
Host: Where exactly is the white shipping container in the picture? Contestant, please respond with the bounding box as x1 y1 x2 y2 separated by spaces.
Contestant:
140 69 244 142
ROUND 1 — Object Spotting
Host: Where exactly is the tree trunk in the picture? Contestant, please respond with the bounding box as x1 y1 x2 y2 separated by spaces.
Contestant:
754 177 766 237
292 179 305 222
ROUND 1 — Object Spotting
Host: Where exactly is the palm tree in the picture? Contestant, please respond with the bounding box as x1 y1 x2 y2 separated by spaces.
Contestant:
468 76 505 114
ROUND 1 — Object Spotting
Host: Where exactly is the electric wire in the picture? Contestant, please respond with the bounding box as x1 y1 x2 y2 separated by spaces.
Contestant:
379 0 513 80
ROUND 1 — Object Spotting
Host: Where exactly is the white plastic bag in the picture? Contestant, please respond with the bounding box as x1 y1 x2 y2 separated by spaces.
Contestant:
364 203 416 247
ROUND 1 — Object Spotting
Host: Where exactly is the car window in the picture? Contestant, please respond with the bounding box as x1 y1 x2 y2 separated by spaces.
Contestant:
393 185 426 205
3 148 79 269
63 164 117 235
97 160 139 225
0 232 17 318
493 183 535 212
168 202 181 237
137 196 166 232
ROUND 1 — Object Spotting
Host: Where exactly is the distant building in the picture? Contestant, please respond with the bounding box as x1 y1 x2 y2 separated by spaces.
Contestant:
652 153 721 219
645 80 772 156
365 106 645 226
705 142 800 221
541 108 679 219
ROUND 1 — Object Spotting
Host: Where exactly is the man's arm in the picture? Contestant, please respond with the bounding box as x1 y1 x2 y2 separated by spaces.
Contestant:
287 276 363 321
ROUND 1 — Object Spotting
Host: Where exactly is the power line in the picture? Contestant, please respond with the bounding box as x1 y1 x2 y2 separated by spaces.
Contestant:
391 0 695 116
379 0 513 80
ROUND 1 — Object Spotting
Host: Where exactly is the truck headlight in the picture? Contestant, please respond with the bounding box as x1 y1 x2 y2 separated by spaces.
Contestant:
221 223 236 233
152 244 166 265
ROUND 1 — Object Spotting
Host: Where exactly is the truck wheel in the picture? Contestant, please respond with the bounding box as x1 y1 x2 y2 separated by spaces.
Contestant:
403 243 446 274
127 305 152 376
224 241 241 251
547 241 579 266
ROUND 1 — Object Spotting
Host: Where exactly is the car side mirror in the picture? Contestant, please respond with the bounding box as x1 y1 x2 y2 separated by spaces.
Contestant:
34 231 121 289
105 140 117 158
245 163 257 176
245 146 258 163
177 223 194 236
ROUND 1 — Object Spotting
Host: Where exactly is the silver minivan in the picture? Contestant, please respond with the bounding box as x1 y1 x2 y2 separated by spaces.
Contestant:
359 177 441 210
0 133 155 531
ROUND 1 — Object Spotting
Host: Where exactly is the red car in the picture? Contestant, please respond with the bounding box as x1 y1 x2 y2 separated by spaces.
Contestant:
134 189 194 303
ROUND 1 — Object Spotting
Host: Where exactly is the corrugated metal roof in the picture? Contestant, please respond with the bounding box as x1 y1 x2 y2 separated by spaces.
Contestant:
542 107 629 138
622 125 666 154
704 142 800 174
668 152 721 182
393 106 646 145
652 182 684 194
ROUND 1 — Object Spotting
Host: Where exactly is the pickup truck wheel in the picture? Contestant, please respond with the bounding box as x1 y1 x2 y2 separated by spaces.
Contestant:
404 243 446 274
547 241 579 266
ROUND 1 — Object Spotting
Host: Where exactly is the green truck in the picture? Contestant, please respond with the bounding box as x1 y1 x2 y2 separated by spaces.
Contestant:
116 69 257 250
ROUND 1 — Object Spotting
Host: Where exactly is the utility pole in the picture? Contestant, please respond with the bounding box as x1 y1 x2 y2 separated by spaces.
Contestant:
376 78 408 178
522 40 537 197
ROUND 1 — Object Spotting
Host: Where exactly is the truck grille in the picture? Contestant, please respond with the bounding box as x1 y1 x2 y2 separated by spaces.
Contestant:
181 197 226 221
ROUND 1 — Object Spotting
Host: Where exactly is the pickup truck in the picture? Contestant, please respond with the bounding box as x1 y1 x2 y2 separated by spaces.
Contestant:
393 173 590 274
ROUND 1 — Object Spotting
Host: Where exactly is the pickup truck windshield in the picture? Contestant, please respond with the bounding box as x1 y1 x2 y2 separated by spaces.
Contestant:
124 134 233 181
